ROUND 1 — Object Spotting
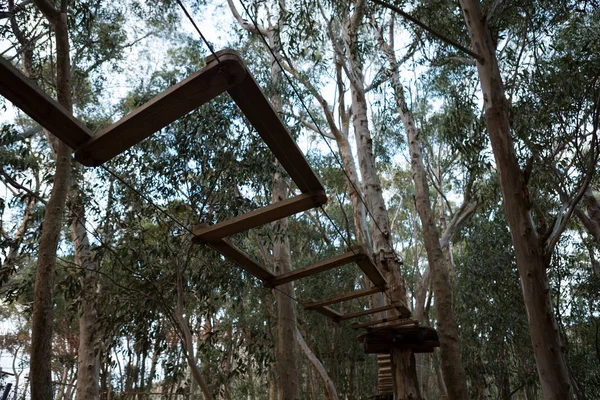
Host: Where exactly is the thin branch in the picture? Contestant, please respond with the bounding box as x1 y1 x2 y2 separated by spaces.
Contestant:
0 166 47 204
370 0 482 62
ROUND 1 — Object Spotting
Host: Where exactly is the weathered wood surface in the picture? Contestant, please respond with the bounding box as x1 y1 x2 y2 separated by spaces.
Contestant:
270 246 363 287
338 304 398 321
303 286 384 309
226 62 323 194
193 191 326 244
75 51 246 166
355 253 387 288
202 236 274 282
0 57 93 149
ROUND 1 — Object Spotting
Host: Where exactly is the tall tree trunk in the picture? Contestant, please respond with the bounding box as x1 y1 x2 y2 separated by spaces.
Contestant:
459 1 572 398
341 2 419 398
379 26 469 400
30 2 72 398
71 193 101 400
272 171 300 400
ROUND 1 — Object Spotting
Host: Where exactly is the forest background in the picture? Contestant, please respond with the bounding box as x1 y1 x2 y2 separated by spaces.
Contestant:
0 0 599 399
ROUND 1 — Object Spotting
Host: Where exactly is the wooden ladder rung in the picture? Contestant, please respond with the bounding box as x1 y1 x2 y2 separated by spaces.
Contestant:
193 191 326 244
203 237 274 282
338 304 398 321
0 57 93 149
269 247 363 287
303 286 385 309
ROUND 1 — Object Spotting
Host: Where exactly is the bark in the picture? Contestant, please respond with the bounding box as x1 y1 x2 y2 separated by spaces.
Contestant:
378 23 469 399
30 2 72 398
340 2 419 398
176 269 213 400
459 1 572 398
72 192 100 400
296 328 339 400
272 172 300 400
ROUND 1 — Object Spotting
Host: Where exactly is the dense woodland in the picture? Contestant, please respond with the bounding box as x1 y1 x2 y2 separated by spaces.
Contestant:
0 0 599 399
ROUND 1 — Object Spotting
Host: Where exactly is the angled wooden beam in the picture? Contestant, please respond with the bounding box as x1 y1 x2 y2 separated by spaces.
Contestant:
202 237 274 282
338 304 398 322
0 56 93 149
225 58 323 194
269 247 362 287
303 286 385 309
311 305 342 322
355 254 387 288
75 51 246 166
352 316 416 330
192 191 326 244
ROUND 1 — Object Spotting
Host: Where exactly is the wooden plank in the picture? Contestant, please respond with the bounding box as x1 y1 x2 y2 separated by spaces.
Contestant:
226 61 324 194
303 286 385 309
270 248 362 287
355 253 387 288
338 304 398 321
192 191 326 244
0 57 93 149
202 237 274 282
311 305 342 322
352 316 415 330
75 50 247 166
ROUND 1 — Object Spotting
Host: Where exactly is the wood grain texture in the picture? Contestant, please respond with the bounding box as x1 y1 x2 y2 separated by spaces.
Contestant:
338 304 398 321
227 69 324 194
355 253 387 288
75 51 246 166
269 246 362 287
303 286 384 309
0 57 92 149
202 237 274 282
192 191 327 243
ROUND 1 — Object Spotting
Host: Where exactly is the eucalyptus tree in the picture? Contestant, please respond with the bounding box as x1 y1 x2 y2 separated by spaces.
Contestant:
457 1 599 397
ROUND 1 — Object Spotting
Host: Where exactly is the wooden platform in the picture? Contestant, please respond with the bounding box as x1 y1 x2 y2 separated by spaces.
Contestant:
359 323 440 354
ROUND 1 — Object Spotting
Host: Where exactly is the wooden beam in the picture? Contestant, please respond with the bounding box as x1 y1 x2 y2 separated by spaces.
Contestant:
355 254 387 288
311 305 342 322
202 237 274 282
338 304 398 321
303 286 385 309
0 57 93 149
270 247 362 287
353 316 416 330
226 60 324 194
193 191 326 244
74 51 246 166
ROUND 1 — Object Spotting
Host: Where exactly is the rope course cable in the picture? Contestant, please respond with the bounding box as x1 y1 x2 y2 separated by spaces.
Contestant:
235 1 404 269
100 164 307 306
234 0 404 309
174 0 221 63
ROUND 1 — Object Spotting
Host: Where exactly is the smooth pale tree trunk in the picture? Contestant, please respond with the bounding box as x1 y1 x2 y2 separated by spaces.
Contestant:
30 2 72 398
296 328 339 400
459 1 572 398
379 30 469 399
341 3 420 398
269 17 300 400
272 172 300 400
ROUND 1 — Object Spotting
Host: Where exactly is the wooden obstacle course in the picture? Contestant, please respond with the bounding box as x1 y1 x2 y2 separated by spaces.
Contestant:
1 49 399 336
